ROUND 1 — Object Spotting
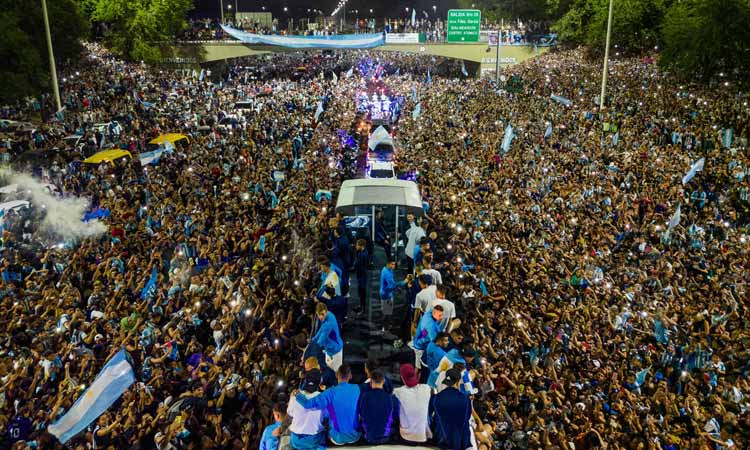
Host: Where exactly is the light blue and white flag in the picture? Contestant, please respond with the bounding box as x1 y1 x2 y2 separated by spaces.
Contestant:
345 66 354 78
667 204 681 234
722 128 733 148
635 367 650 387
501 124 514 154
544 123 553 139
412 102 421 120
461 61 469 77
550 93 572 106
654 318 669 344
613 131 619 146
314 101 324 121
411 86 418 103
411 8 416 26
48 349 135 444
426 68 431 85
682 157 705 185
199 69 205 82
332 71 338 84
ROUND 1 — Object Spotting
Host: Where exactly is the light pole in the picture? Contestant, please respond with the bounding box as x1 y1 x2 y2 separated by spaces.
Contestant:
600 0 614 108
495 19 503 86
432 5 436 17
219 0 224 23
41 0 61 112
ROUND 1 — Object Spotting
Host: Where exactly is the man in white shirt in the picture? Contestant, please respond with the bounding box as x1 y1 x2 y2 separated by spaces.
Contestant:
287 370 326 450
393 363 432 444
433 284 458 332
412 274 437 332
420 254 442 286
404 215 426 273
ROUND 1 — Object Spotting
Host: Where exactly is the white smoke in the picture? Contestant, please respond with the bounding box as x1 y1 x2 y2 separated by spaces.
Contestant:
2 170 107 240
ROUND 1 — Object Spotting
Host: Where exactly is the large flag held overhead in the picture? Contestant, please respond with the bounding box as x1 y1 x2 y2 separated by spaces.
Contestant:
221 25 384 49
550 93 572 106
48 350 135 444
682 157 705 185
140 266 158 300
314 101 324 121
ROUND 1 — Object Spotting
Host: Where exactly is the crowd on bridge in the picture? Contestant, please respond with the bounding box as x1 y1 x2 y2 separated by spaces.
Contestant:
0 34 749 450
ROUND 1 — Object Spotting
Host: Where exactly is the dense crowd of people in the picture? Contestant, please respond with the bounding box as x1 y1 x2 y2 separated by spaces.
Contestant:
0 35 749 450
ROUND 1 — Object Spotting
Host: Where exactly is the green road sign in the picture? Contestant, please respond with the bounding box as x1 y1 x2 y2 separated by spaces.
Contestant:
447 9 481 43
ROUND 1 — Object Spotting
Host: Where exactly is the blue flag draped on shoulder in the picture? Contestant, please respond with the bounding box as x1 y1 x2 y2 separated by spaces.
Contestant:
501 124 514 154
412 103 421 120
48 349 135 444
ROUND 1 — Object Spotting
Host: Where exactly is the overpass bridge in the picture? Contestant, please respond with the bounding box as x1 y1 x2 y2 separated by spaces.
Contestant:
163 40 549 77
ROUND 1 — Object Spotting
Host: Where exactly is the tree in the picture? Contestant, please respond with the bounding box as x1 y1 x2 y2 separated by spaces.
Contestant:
90 0 193 63
0 0 88 103
660 0 750 80
553 0 670 54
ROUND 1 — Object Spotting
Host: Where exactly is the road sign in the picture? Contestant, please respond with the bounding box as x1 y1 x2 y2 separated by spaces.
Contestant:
447 9 481 43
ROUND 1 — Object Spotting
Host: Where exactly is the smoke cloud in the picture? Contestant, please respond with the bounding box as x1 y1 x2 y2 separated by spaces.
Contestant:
2 170 107 240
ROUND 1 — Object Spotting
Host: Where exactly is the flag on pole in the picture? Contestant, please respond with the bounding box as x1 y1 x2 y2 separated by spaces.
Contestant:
613 131 619 146
48 349 135 444
199 69 205 81
682 157 705 185
332 71 338 84
461 61 468 77
411 8 416 26
314 101 324 121
501 125 514 154
140 266 158 300
345 66 354 78
412 102 421 120
635 367 650 387
411 86 418 103
667 204 681 233
544 123 553 139
426 68 431 85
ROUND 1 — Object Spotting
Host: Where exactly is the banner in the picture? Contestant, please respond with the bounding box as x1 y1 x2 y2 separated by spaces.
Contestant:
550 93 572 106
221 25 384 49
385 33 420 44
48 350 135 443
682 157 705 185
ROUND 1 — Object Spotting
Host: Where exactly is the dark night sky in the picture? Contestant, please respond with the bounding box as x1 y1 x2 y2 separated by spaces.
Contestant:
191 0 460 20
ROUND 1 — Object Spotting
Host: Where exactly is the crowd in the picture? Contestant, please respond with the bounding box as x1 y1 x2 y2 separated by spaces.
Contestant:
0 35 748 450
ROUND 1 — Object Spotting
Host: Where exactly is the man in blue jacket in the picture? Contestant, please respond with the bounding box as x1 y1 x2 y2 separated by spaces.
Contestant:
430 368 472 450
357 370 399 444
312 302 343 371
412 305 444 371
295 363 362 445
379 259 405 321
258 402 287 450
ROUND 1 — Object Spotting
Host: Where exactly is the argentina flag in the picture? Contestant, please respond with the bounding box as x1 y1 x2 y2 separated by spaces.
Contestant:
501 124 514 154
412 102 421 120
461 61 468 77
140 266 158 300
48 349 135 444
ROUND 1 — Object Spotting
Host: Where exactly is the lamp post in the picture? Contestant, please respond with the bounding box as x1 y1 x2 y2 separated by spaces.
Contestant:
219 0 224 23
495 19 503 86
599 0 614 108
41 0 61 112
